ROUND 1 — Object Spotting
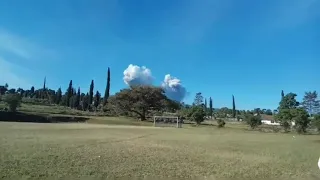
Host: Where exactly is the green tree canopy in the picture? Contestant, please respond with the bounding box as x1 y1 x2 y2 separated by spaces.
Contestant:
276 92 310 133
187 106 206 125
265 109 273 115
279 93 299 110
312 115 320 132
66 80 73 106
93 91 101 108
291 108 310 134
245 114 261 129
232 95 236 118
209 97 213 118
3 94 21 112
103 67 111 106
112 86 168 120
193 92 203 106
89 80 94 105
302 91 319 115
55 88 62 104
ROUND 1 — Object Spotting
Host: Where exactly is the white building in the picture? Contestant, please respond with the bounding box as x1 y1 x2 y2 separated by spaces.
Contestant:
261 115 280 126
261 115 295 126
261 119 280 126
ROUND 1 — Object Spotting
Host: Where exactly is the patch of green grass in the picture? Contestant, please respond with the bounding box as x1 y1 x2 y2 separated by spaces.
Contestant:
16 103 92 115
1 121 320 180
0 101 6 109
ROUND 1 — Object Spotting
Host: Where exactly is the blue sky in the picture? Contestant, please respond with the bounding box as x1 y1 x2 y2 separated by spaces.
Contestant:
0 0 319 110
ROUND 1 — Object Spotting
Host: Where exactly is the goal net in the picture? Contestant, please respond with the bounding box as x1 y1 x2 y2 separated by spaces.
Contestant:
153 116 182 128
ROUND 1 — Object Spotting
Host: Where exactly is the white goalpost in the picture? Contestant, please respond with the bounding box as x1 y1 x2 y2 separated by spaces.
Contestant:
153 116 182 128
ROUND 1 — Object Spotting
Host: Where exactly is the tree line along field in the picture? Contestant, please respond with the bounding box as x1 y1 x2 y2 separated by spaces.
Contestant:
1 121 320 180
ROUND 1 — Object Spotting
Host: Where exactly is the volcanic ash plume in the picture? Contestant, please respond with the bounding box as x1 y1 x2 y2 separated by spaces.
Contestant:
161 74 186 102
123 64 153 86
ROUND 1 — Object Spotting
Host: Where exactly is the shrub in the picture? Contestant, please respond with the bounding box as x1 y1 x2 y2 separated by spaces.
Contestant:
245 114 262 129
22 97 50 105
188 106 206 125
311 115 320 133
292 108 310 134
275 109 292 132
3 94 21 112
217 119 226 128
280 121 291 133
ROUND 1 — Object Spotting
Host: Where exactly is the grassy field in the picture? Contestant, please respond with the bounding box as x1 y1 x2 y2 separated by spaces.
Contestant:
0 102 103 116
1 121 320 180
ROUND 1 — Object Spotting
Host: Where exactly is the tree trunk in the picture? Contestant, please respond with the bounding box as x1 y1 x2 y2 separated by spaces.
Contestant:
141 109 146 121
130 109 146 121
140 114 146 121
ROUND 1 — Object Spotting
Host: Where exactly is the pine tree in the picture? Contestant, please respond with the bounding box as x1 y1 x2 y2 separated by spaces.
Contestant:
232 95 236 118
194 92 203 106
302 91 320 115
209 97 213 119
66 80 73 106
103 67 111 106
89 80 94 105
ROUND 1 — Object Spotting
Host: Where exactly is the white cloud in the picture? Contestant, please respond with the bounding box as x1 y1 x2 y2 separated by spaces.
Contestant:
0 57 32 88
122 65 187 102
161 74 186 102
123 64 153 86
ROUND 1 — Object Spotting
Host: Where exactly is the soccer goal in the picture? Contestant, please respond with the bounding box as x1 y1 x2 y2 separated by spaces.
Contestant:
153 116 182 128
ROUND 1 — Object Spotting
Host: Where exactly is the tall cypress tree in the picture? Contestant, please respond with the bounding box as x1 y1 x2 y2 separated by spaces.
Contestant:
281 90 285 98
82 93 90 111
232 95 236 118
103 67 111 106
204 98 207 112
30 86 35 98
204 98 207 107
42 76 46 99
67 80 73 106
75 87 81 109
89 80 94 105
209 97 213 118
94 91 101 108
43 76 46 90
72 88 76 96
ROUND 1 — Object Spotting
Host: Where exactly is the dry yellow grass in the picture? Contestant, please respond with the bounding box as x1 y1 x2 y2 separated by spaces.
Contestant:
0 122 320 180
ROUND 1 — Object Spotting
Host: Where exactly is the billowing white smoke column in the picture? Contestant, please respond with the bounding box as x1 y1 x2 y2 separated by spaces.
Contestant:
123 64 153 86
161 74 186 102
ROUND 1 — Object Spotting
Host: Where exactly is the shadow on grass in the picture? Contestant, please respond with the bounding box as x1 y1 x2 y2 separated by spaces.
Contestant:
0 111 89 123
